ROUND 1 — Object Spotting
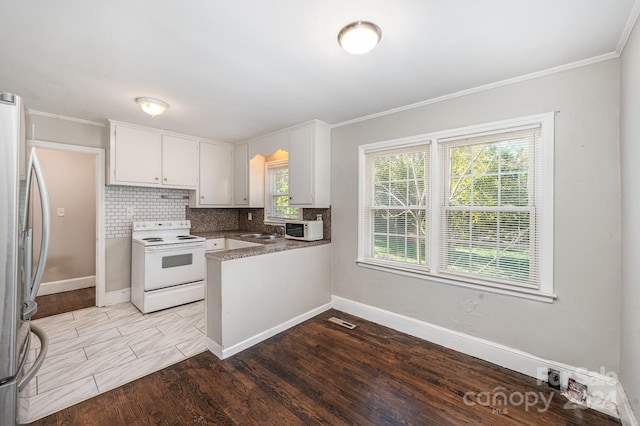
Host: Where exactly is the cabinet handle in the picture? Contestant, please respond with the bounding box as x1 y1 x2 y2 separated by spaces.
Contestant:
201 196 204 199
154 177 159 181
243 197 247 201
164 178 167 182
289 196 292 200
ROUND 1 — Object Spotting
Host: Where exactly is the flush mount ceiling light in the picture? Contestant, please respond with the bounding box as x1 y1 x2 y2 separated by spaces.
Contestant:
337 21 382 55
135 97 169 117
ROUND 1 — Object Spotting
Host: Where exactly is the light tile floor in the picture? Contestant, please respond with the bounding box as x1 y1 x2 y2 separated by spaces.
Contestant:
18 300 207 423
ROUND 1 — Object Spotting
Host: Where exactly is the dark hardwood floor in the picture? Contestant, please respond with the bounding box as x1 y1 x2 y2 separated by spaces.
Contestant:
32 287 95 320
31 309 619 425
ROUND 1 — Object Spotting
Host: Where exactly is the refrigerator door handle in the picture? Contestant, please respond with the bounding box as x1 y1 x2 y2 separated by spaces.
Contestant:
27 149 50 303
17 323 48 392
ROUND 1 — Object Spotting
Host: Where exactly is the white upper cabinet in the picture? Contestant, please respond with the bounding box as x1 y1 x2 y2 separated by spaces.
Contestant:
232 142 266 207
108 120 199 189
245 119 330 208
162 135 199 188
288 120 331 207
288 124 314 205
190 141 233 207
233 143 248 206
248 154 265 208
111 124 162 185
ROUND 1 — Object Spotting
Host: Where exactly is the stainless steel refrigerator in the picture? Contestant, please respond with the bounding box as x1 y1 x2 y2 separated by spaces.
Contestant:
0 92 50 425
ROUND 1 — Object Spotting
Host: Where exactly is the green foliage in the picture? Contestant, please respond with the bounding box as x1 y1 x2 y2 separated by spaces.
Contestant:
372 150 428 264
369 137 534 285
270 166 299 219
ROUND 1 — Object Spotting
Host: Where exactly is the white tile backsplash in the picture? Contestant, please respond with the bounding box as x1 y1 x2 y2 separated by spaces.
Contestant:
105 186 189 238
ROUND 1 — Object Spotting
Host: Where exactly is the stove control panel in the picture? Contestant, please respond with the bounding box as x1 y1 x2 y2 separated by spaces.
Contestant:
132 220 191 231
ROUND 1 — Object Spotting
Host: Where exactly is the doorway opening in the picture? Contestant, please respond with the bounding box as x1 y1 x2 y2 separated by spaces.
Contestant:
30 141 105 318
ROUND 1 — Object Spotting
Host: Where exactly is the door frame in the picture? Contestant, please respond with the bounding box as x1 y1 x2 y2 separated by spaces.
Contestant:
33 140 106 307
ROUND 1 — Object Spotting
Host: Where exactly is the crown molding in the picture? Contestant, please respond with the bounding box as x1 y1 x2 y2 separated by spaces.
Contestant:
616 0 640 54
332 51 619 129
28 109 106 127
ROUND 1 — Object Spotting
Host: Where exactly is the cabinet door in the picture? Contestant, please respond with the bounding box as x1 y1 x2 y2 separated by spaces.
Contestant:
162 135 199 188
114 125 162 185
288 125 314 205
233 143 248 205
199 142 232 206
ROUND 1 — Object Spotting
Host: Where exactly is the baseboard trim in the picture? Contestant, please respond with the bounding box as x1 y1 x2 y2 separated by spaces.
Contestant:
618 382 640 426
205 338 223 359
104 288 131 306
209 302 333 360
331 295 621 419
37 276 95 296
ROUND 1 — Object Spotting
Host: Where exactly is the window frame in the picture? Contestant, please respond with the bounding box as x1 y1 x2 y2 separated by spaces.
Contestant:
357 113 555 303
264 159 301 225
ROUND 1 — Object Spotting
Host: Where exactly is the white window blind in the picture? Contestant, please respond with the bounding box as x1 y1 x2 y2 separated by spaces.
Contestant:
363 144 430 269
438 127 541 288
357 113 554 302
265 161 300 222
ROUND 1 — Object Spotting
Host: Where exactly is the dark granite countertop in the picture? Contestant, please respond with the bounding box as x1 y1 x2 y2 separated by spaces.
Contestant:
195 230 330 261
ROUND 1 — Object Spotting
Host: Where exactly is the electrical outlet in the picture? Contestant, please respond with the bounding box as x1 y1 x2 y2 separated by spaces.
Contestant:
57 207 65 217
547 368 561 390
126 207 134 216
248 212 252 220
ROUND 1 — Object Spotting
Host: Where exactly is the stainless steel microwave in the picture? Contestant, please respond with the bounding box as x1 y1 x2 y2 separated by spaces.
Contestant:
284 220 324 241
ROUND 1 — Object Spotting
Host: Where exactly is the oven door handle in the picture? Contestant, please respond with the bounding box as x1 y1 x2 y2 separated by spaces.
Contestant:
145 243 205 252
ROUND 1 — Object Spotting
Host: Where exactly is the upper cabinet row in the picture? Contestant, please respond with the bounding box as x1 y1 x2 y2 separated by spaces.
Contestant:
107 119 330 208
241 119 331 208
107 120 232 207
108 122 200 188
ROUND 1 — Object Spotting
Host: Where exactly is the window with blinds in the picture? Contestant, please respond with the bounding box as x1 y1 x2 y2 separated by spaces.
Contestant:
362 145 430 269
358 113 554 301
439 127 540 288
265 160 300 223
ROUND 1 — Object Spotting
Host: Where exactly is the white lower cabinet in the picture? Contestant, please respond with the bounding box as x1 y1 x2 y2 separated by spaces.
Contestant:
205 238 225 252
205 238 261 252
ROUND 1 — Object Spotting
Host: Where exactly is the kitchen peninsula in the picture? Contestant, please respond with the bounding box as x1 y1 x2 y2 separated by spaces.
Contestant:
202 233 331 359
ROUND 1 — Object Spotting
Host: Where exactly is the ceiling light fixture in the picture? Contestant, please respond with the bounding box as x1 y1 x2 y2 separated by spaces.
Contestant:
135 97 169 117
338 21 382 55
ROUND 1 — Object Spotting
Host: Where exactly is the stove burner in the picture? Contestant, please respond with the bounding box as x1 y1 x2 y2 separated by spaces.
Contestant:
142 237 164 242
177 235 197 240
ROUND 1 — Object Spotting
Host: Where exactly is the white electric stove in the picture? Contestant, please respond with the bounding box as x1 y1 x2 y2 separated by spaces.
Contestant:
131 220 206 313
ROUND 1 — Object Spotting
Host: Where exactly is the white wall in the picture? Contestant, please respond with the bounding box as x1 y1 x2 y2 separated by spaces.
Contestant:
620 18 640 418
331 60 621 372
30 114 106 149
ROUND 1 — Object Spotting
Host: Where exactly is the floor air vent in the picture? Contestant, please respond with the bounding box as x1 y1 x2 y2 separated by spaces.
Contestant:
328 317 356 329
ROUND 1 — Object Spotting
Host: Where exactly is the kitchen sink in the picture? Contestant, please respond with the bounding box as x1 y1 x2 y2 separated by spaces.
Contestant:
240 233 279 240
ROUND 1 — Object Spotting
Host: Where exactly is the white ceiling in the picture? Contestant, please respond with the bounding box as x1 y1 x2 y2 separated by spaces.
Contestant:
0 1 638 142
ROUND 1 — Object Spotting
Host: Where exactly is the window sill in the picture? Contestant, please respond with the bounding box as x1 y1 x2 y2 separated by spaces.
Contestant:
355 260 557 303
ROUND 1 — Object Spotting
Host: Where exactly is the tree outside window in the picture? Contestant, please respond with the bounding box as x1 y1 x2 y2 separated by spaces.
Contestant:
266 160 300 222
359 114 553 299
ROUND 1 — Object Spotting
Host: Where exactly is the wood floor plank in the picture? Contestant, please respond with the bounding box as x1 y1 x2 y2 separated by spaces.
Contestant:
30 309 620 425
33 287 95 320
